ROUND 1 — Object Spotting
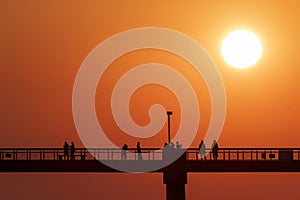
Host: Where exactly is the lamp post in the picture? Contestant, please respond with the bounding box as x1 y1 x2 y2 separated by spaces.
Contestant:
166 111 173 143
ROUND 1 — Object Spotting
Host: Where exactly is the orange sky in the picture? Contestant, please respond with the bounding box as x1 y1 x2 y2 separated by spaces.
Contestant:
1 1 300 200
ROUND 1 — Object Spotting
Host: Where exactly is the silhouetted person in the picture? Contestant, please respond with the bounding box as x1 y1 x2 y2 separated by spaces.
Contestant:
170 142 175 150
63 141 69 160
136 142 143 160
70 142 75 160
212 140 219 160
122 144 128 160
163 142 169 160
199 140 206 160
176 141 182 149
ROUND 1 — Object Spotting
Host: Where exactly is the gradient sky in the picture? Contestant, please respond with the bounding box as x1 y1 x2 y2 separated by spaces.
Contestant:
1 1 300 200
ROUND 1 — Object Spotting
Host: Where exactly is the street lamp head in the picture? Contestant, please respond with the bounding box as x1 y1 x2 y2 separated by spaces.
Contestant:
166 111 173 115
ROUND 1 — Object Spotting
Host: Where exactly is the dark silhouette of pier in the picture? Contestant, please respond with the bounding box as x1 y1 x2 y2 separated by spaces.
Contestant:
1 147 300 200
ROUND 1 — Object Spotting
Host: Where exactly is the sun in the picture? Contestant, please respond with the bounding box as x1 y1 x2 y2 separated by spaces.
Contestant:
221 29 262 69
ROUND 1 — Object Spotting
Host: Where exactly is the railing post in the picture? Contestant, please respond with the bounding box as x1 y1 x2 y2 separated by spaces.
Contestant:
256 150 258 160
242 150 244 160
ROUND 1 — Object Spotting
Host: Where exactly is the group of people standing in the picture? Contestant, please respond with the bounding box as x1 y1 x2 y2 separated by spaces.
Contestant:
63 141 76 160
199 139 219 160
63 139 219 161
121 142 144 160
120 140 219 161
121 141 184 161
164 141 182 150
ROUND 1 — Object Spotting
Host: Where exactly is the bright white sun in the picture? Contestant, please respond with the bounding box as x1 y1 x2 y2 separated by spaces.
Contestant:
221 29 262 69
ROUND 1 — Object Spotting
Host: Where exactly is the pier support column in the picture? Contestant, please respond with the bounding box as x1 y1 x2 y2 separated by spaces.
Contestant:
163 152 187 200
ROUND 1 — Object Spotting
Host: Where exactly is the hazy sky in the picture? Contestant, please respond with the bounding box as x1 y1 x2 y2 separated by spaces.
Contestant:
1 1 300 199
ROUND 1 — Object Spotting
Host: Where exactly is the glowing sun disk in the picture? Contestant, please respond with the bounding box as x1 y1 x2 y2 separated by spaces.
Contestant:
221 30 262 69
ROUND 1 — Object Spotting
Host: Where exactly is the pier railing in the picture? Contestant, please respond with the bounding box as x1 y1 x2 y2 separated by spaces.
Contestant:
0 148 299 161
186 148 300 161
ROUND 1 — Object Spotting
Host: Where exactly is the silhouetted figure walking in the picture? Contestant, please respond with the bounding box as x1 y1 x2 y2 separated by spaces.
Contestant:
170 142 175 150
164 142 168 148
163 143 170 161
63 141 69 160
136 142 143 160
212 140 219 160
122 144 128 160
70 142 75 160
199 140 206 160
